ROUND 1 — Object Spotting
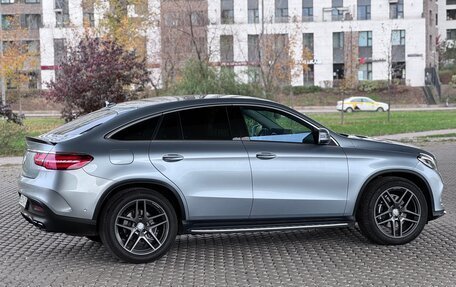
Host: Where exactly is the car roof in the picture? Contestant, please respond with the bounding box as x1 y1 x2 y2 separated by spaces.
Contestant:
110 95 276 113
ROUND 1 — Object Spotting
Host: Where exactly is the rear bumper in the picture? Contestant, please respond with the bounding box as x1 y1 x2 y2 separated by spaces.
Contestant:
19 194 97 236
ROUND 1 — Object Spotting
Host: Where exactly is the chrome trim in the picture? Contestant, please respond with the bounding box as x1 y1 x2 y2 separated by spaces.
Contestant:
190 223 349 234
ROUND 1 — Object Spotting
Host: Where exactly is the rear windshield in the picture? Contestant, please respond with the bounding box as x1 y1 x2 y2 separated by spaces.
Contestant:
42 109 117 142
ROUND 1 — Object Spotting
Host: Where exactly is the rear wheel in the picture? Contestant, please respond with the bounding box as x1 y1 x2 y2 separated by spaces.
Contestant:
99 188 178 263
357 177 428 245
345 107 354 113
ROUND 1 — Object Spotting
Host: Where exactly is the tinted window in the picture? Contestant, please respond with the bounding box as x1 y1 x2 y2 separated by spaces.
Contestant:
155 112 182 140
111 117 159 141
180 107 232 140
240 107 314 144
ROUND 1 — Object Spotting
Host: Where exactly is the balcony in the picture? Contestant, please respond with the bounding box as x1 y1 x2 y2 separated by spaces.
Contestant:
322 7 352 22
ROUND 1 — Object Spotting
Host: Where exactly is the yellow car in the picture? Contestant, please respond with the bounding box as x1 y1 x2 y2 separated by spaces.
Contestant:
336 97 389 113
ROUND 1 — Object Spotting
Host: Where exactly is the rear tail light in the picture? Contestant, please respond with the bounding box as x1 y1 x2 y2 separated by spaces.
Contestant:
34 153 93 170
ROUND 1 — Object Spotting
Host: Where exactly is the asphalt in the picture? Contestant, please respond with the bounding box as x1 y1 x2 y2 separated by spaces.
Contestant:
0 142 455 286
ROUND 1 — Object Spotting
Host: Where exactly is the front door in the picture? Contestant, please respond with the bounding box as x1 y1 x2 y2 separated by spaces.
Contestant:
236 106 349 219
149 106 253 220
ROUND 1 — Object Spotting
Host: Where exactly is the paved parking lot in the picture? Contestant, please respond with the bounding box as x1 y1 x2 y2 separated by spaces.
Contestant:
0 143 455 286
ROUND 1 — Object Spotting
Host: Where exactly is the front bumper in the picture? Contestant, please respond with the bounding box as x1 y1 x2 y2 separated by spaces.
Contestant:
19 193 97 236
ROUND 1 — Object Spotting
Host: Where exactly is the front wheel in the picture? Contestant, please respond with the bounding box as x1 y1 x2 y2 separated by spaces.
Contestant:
357 177 428 245
376 107 385 112
100 188 178 263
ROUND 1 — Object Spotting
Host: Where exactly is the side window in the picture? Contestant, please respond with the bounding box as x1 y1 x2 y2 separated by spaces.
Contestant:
240 107 315 144
179 106 232 140
111 117 160 141
155 112 182 140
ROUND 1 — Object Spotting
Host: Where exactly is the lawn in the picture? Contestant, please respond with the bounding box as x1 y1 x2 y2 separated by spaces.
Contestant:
310 110 456 137
0 117 63 157
1 110 456 156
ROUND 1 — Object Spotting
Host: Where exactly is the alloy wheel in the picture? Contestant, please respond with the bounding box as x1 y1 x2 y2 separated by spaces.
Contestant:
114 199 169 255
374 187 421 239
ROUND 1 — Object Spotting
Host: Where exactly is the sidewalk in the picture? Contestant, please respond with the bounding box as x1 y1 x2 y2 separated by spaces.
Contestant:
2 129 455 166
376 128 456 141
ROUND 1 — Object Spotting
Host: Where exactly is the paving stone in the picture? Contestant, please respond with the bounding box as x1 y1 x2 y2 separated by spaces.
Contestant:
0 143 455 286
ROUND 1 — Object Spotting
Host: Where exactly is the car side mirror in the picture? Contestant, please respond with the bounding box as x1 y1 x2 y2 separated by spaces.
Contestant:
317 129 331 145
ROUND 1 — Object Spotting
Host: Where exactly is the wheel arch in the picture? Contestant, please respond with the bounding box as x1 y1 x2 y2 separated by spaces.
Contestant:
353 169 435 221
93 179 187 230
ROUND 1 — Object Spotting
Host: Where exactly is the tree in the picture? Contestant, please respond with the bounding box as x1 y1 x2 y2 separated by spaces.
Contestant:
43 36 150 121
0 17 39 106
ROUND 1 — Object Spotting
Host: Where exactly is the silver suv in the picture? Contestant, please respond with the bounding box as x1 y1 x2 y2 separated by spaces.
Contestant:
19 96 445 263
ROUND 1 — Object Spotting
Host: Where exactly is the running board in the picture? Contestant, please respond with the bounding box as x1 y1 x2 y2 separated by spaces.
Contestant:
189 222 350 234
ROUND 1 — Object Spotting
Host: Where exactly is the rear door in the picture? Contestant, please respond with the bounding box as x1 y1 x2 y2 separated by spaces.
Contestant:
148 106 253 220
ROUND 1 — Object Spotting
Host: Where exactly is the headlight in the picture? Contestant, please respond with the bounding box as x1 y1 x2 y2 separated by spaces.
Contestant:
418 153 437 170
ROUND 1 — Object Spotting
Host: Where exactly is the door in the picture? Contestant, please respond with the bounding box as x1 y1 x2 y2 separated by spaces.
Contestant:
236 106 349 219
149 106 253 220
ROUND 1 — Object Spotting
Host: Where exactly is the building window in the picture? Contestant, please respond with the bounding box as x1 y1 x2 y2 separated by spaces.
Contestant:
303 33 314 53
390 0 404 19
392 30 406 46
55 0 70 27
22 14 42 30
54 39 67 78
1 0 14 4
25 40 40 54
358 63 372 81
220 35 234 63
28 72 39 89
25 0 41 3
83 12 95 27
275 0 289 23
448 29 456 40
247 35 260 83
332 0 344 21
447 9 456 21
392 62 406 79
248 0 259 24
333 64 344 80
333 32 344 49
357 0 371 20
302 0 313 22
359 31 372 47
1 15 15 30
303 64 314 86
221 0 234 24
447 0 456 5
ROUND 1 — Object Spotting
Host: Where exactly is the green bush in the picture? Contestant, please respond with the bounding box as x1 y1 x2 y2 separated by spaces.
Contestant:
439 70 454 84
357 80 389 92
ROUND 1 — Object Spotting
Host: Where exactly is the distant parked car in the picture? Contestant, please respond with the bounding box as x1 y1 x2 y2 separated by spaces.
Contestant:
337 97 389 113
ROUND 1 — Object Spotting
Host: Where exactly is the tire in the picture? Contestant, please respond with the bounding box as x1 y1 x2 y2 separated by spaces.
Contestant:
99 188 178 263
345 107 354 113
357 177 428 245
377 107 385 112
86 235 102 243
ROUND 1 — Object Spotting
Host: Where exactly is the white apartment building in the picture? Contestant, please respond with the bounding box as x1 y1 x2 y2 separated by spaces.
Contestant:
4 0 436 89
209 0 438 87
438 0 456 41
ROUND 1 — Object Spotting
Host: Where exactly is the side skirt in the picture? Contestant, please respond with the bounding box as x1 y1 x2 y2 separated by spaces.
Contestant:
182 216 355 234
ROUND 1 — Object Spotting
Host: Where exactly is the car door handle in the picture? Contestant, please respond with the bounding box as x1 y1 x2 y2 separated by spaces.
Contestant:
162 154 184 162
256 152 277 160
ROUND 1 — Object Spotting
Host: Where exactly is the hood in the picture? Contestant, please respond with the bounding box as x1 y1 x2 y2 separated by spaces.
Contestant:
342 134 429 156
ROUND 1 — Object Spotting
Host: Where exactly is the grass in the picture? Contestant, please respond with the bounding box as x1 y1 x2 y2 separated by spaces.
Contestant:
0 117 63 156
309 110 456 137
1 110 456 156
